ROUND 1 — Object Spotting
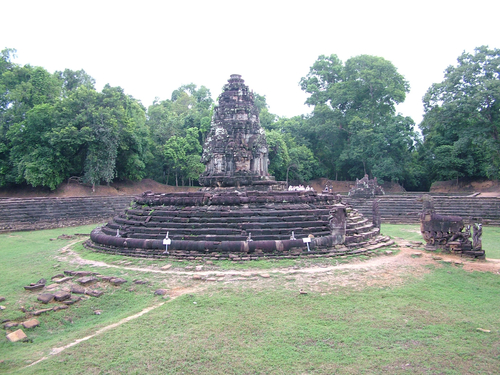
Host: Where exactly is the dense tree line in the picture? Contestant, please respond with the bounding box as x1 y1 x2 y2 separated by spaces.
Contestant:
0 46 498 191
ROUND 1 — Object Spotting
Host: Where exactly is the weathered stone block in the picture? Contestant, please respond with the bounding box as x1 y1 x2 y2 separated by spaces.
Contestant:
22 319 40 329
6 329 27 342
53 291 71 301
37 293 55 304
71 285 86 294
86 290 103 298
76 276 98 285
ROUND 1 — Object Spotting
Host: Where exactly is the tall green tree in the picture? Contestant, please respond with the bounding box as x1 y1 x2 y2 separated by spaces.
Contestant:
300 54 418 185
265 129 290 181
145 84 212 184
0 57 63 187
421 46 500 181
55 68 95 96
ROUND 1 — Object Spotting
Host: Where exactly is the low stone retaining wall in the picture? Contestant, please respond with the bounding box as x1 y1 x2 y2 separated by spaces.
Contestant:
1 193 499 233
0 196 133 232
346 194 500 226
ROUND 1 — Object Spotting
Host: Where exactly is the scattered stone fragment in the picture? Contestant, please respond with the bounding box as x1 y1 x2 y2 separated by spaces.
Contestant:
154 289 168 295
86 290 103 298
110 278 127 286
45 284 58 290
215 274 225 278
53 277 73 284
100 276 114 282
51 274 65 280
384 250 393 255
36 278 47 285
477 328 491 333
76 276 98 285
6 329 27 342
206 277 217 282
22 319 40 329
70 285 86 294
53 305 69 312
184 266 194 270
33 308 53 316
94 310 102 315
64 270 75 276
160 264 172 270
73 271 94 277
192 275 202 280
58 234 76 240
63 297 81 306
195 265 203 271
133 280 148 285
412 253 423 257
0 297 5 302
454 261 462 265
53 291 71 302
205 261 213 265
432 256 443 260
37 294 55 304
4 322 18 329
260 274 271 278
299 289 308 295
24 284 45 291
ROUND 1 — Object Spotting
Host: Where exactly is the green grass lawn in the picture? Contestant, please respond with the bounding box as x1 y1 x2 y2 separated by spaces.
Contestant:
1 224 500 374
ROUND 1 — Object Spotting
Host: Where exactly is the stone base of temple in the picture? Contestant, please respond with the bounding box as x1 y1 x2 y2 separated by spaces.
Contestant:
85 190 393 259
85 235 394 260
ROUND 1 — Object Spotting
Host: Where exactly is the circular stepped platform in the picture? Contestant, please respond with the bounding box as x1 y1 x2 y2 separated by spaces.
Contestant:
86 190 392 260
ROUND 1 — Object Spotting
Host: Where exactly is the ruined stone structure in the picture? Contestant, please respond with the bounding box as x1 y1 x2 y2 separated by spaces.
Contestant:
418 195 484 258
85 75 393 259
199 74 276 188
87 190 392 259
348 174 385 198
372 199 381 229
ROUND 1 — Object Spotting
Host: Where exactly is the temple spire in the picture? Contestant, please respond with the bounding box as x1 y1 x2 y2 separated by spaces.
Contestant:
199 74 275 188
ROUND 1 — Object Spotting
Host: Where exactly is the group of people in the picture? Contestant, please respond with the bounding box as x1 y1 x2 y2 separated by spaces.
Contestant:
322 186 333 193
288 184 314 191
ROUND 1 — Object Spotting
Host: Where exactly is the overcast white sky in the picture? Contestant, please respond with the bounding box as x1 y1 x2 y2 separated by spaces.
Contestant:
1 0 499 126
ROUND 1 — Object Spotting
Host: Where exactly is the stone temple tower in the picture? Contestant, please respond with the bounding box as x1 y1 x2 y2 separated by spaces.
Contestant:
199 74 276 188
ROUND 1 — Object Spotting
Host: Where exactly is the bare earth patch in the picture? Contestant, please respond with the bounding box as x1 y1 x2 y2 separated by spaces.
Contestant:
58 237 500 298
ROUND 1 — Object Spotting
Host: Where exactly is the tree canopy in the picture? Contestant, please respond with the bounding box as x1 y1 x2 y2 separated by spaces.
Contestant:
298 54 420 187
0 46 498 191
421 46 500 181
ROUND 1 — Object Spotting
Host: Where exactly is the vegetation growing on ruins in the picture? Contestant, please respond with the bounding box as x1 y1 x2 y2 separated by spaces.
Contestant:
0 46 498 191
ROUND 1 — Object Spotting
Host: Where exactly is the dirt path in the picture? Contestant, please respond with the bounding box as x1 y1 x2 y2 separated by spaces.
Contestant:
58 238 500 278
26 284 202 369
